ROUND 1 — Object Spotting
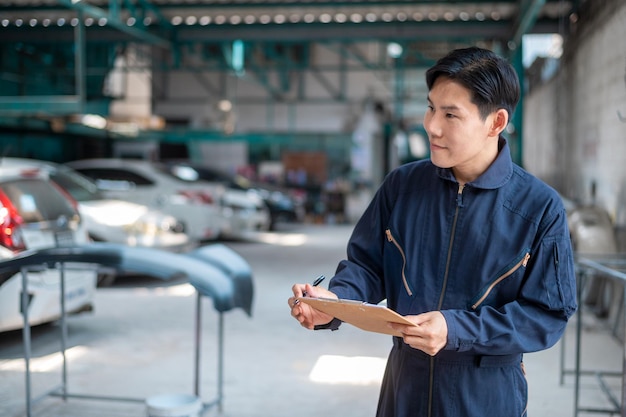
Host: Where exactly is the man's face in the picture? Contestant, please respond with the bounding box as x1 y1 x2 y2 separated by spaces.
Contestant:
423 76 501 184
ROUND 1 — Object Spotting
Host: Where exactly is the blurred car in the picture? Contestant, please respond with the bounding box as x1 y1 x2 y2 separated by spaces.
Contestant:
0 166 97 333
163 161 301 231
1 158 194 286
66 159 225 243
165 162 271 237
1 158 191 250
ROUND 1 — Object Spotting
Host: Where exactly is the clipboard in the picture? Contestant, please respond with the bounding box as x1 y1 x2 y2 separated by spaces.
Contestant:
297 297 416 337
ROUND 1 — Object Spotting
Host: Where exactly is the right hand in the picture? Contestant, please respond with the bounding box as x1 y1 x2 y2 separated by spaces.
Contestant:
288 283 337 330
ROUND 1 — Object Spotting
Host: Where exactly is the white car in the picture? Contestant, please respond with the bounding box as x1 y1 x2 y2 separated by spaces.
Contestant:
1 158 194 286
0 158 191 251
166 163 271 238
66 159 226 242
0 166 97 333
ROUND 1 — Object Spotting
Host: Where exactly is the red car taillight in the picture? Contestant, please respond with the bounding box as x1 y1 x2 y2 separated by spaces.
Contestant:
0 191 26 252
177 190 214 205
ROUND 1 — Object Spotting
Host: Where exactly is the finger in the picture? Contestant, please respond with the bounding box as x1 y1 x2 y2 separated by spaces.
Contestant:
291 283 305 297
290 304 302 318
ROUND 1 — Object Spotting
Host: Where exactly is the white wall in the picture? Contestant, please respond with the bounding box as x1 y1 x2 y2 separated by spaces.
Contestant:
523 0 626 225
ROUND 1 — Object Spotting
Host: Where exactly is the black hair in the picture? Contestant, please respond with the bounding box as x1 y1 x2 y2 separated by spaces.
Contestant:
425 47 520 120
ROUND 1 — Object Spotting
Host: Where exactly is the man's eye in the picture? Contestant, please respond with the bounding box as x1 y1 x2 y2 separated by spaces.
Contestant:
427 105 434 111
446 113 456 118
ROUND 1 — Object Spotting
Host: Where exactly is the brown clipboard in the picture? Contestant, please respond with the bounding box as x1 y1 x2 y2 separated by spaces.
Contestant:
297 297 416 337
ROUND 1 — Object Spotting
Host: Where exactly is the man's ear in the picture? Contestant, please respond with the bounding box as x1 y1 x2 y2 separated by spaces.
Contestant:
489 109 509 136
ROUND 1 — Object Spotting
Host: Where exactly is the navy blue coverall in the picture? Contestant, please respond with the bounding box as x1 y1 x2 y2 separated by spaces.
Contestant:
327 139 577 417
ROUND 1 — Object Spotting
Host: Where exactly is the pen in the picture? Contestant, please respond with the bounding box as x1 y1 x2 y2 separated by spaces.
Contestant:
301 275 326 298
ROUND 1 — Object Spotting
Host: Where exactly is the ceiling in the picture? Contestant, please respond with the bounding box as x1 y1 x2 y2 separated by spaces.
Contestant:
0 1 580 51
0 1 583 124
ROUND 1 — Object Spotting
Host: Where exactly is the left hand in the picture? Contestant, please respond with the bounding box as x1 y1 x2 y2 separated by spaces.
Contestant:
388 311 448 356
288 283 337 330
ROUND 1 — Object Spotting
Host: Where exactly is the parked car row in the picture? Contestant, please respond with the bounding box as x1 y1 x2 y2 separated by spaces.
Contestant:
0 157 302 282
0 156 301 332
162 161 304 231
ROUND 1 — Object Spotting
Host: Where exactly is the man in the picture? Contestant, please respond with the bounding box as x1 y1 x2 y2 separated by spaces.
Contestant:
288 46 577 417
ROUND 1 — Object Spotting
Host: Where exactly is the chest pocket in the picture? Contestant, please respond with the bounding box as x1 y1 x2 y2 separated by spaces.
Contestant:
469 249 531 310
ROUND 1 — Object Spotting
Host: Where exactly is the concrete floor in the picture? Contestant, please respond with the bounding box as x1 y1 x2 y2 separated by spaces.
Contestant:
0 224 623 417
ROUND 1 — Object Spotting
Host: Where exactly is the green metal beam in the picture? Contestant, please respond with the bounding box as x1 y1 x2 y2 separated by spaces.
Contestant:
511 0 547 48
0 96 82 116
57 0 171 49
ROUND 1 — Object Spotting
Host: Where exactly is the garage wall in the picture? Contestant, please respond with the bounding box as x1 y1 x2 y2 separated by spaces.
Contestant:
152 42 407 134
523 0 626 226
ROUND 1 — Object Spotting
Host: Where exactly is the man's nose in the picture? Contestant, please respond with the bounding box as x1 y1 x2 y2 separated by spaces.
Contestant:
424 113 441 137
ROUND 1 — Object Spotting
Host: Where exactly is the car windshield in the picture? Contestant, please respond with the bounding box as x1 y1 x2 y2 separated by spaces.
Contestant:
167 165 201 182
50 168 105 202
0 178 77 223
163 163 250 190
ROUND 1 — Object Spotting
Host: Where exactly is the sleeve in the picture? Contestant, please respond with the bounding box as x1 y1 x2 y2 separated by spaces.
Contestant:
441 208 578 355
326 171 402 305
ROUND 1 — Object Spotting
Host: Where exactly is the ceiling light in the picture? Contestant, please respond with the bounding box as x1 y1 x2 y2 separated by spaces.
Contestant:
387 42 403 58
274 14 286 24
459 12 469 21
185 16 197 25
444 12 455 21
320 13 332 23
259 15 271 24
15 19 23 27
81 114 107 130
396 12 407 22
42 18 50 27
200 16 211 25
303 14 315 23
334 13 347 23
215 15 226 24
127 17 136 26
171 16 183 25
382 12 393 22
365 13 377 22
350 13 363 23
29 19 37 27
57 18 65 26
289 14 301 23
230 15 242 24
85 17 94 26
98 17 107 26
244 15 255 24
218 100 232 112
412 12 424 21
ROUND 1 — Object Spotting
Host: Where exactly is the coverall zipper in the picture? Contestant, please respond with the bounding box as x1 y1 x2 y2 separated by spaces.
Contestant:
428 183 465 417
471 252 531 310
385 229 412 296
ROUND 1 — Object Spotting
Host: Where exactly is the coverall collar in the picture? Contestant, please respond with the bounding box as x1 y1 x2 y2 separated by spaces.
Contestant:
436 137 513 190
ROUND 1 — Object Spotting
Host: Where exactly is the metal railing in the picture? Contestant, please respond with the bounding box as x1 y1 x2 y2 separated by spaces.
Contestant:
0 243 253 417
561 254 626 416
